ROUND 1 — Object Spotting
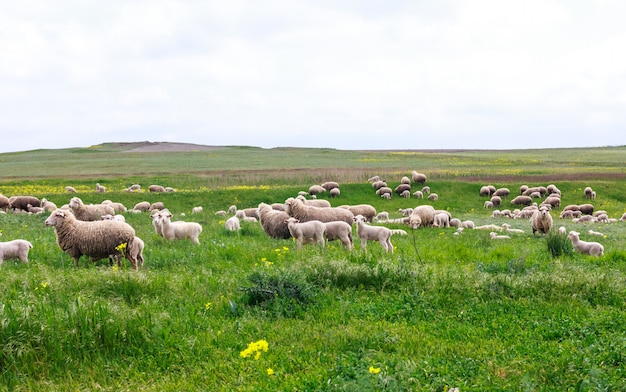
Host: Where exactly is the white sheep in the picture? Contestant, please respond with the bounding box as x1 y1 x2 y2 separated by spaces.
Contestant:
329 188 340 198
490 232 511 240
413 191 423 199
568 231 604 257
100 214 126 222
69 197 115 221
323 221 353 250
587 229 605 237
501 223 524 234
461 220 475 229
127 236 145 268
95 183 106 193
374 211 389 221
192 206 203 214
159 212 203 244
558 226 567 235
427 193 439 201
284 217 326 249
531 205 553 235
0 240 33 264
353 214 407 252
432 212 450 228
65 186 77 193
225 216 240 231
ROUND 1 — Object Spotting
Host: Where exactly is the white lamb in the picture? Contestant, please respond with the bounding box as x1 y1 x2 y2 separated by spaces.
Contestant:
587 229 605 237
501 223 524 234
284 217 326 249
568 231 604 257
353 214 407 252
159 212 203 244
101 214 126 222
0 239 33 264
490 232 511 240
323 221 353 250
192 206 203 214
225 216 240 231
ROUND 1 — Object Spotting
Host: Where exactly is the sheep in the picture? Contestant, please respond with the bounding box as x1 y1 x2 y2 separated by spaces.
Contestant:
560 210 581 219
367 175 381 183
0 239 33 264
421 186 431 194
531 205 553 235
126 236 144 268
484 201 494 209
101 214 126 222
595 213 609 223
329 188 340 198
323 221 353 250
40 198 58 212
308 185 326 196
411 171 427 184
399 190 410 198
339 204 377 222
371 180 388 190
511 195 532 206
149 202 165 212
542 196 561 209
621 212 626 222
490 195 501 208
285 197 354 225
558 226 567 235
501 223 524 234
584 186 594 199
574 215 596 224
454 227 464 235
353 214 407 252
321 181 339 191
568 231 604 256
395 184 411 195
381 193 391 200
95 183 106 193
243 216 257 222
165 187 176 193
149 185 166 192
0 194 9 212
461 220 475 229
449 218 461 228
427 193 439 201
413 191 423 199
235 207 259 219
519 185 529 194
125 184 141 192
432 212 450 228
8 196 41 212
192 206 203 214
588 229 605 237
159 212 203 244
100 200 127 213
375 187 392 197
295 195 332 208
578 204 594 215
479 186 492 197
69 197 115 221
476 224 503 231
132 201 151 212
399 208 413 217
490 232 511 240
227 205 237 214
45 209 137 268
284 217 326 249
65 186 77 193
225 216 240 231
27 204 45 214
258 202 292 239
374 211 389 221
151 209 167 237
408 205 436 229
494 188 510 198
270 203 286 211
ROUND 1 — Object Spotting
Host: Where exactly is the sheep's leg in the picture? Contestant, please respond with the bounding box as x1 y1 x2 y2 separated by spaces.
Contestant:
360 238 367 251
19 255 29 263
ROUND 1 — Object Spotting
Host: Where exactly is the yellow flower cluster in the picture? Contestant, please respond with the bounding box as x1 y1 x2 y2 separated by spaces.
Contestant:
369 366 381 374
240 339 269 360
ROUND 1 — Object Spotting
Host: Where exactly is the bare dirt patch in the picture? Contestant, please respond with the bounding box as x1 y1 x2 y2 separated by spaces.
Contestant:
121 141 224 153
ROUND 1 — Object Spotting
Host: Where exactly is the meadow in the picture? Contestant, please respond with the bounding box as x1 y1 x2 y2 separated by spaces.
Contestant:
0 143 625 391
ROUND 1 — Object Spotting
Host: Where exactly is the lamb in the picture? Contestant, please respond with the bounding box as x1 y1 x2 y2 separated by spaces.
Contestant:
101 200 127 213
484 201 494 209
411 171 427 184
258 202 292 239
159 212 203 244
101 214 126 222
353 214 407 252
323 221 353 250
374 211 389 221
588 229 605 237
321 181 339 191
381 193 391 200
192 206 203 214
65 186 77 193
0 239 33 264
531 205 553 235
501 223 524 234
432 212 450 228
27 204 45 214
558 226 567 235
126 236 144 268
227 205 237 214
408 205 436 229
69 197 115 221
400 190 411 198
149 185 166 192
40 198 58 212
308 185 326 196
339 204 377 222
413 191 423 199
285 197 354 225
427 193 439 201
225 216 240 231
595 213 609 223
8 196 41 211
568 231 604 257
284 217 326 249
449 218 461 227
45 209 138 268
621 212 626 222
235 207 259 219
95 183 106 193
399 208 413 217
476 224 503 231
490 232 511 240
329 188 340 198
151 209 167 236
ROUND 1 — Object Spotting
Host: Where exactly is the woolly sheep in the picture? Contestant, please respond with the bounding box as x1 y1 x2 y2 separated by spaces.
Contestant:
132 201 151 212
574 215 596 224
399 208 413 217
339 204 377 222
584 186 594 199
69 197 115 222
432 212 450 228
375 187 392 197
408 205 436 229
595 213 609 223
65 186 77 193
395 184 411 194
323 221 353 249
126 237 144 268
295 195 331 208
235 208 259 219
27 204 45 214
367 175 380 183
519 185 529 194
8 196 41 211
41 198 58 212
101 200 127 213
588 229 605 237
101 214 126 222
531 205 553 235
490 232 511 240
421 186 431 194
371 180 387 190
192 206 203 214
225 216 240 231
578 204 594 215
353 214 406 252
0 194 9 211
411 171 427 184
125 184 141 192
484 201 494 209
449 218 461 228
258 202 291 239
476 224 503 231
321 181 339 191
427 193 439 201
284 217 326 249
95 183 106 193
511 195 532 206
461 220 475 229
374 211 389 221
308 185 326 196
149 202 165 211
479 186 492 197
227 205 237 214
490 195 501 208
165 187 176 193
621 212 626 222
568 231 604 257
560 210 581 219
413 191 423 199
149 185 166 192
501 223 524 234
400 190 411 198
0 240 33 264
159 212 203 244
285 197 354 225
542 196 561 209
45 209 137 268
381 193 391 200
493 188 510 198
329 188 340 198
243 216 257 222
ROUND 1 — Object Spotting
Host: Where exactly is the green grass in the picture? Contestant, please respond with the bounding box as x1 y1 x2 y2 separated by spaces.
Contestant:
0 144 625 390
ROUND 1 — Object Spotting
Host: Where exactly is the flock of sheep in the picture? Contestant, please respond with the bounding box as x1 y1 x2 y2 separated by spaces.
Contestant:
0 177 624 267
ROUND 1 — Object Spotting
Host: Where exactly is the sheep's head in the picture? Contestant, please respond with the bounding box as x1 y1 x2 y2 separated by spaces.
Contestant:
69 197 82 209
567 231 580 241
353 215 367 225
409 215 422 229
45 209 70 227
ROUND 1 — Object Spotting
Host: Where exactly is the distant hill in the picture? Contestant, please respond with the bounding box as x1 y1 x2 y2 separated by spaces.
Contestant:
102 141 225 153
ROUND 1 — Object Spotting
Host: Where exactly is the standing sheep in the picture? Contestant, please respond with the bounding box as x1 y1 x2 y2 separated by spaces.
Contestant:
531 205 553 235
329 188 340 198
159 212 203 244
45 209 137 268
353 214 407 252
149 185 166 192
323 221 353 249
408 205 436 229
284 217 326 249
568 231 604 257
285 197 354 225
8 196 41 212
308 185 326 196
0 194 10 212
132 201 151 212
258 203 292 239
95 183 106 193
0 239 33 264
411 171 427 184
321 181 339 191
511 195 533 206
69 197 115 221
225 216 241 231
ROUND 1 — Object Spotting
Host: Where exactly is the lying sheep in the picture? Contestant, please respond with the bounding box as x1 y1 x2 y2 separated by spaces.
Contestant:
284 217 326 249
295 195 331 208
27 204 45 214
258 202 292 239
285 197 354 225
101 214 126 222
353 214 407 252
102 200 127 213
165 187 176 193
69 197 115 221
159 212 203 244
149 185 166 193
531 205 553 235
323 221 353 250
588 229 605 237
501 223 524 234
490 232 511 240
225 216 240 231
45 209 137 268
408 205 436 229
0 239 33 264
568 231 604 257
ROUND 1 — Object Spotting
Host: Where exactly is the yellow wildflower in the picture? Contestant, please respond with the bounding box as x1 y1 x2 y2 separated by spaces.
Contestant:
267 368 275 376
240 339 269 359
369 366 381 374
205 302 212 310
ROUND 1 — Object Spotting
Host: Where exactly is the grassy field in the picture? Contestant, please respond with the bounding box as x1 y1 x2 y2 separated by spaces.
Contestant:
0 143 625 391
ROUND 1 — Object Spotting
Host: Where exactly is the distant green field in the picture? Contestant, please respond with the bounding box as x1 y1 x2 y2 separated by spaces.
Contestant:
0 143 625 391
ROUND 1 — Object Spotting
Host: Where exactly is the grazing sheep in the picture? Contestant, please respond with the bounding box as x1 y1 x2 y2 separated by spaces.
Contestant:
531 205 553 235
125 184 142 192
427 193 439 201
149 185 166 193
461 220 475 229
584 187 594 199
353 214 407 252
413 191 423 199
285 197 354 225
578 204 594 215
542 196 561 209
408 205 436 229
101 200 127 213
45 209 137 268
126 236 144 268
375 187 392 197
0 194 9 212
411 171 427 184
568 231 604 257
329 188 340 198
400 190 411 198
490 195 501 208
511 195 532 206
132 201 151 212
371 180 388 190
284 217 326 249
159 212 203 244
588 229 605 237
400 176 411 185
192 206 203 214
8 196 41 212
149 202 165 212
381 193 391 200
432 212 450 228
367 175 380 183
519 185 529 194
449 218 461 228
65 186 77 193
595 213 609 223
501 223 524 234
165 187 176 193
339 204 377 222
494 188 510 198
258 202 292 239
95 183 106 193
295 195 332 208
490 232 511 240
0 239 33 264
374 211 389 221
225 216 240 231
395 184 411 195
475 224 503 231
479 186 492 197
421 186 431 194
323 221 353 250
484 201 494 209
321 181 339 191
101 214 126 222
69 197 115 222
308 185 326 196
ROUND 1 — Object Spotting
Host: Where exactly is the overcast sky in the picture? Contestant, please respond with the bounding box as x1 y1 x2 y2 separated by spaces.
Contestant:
1 1 625 153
